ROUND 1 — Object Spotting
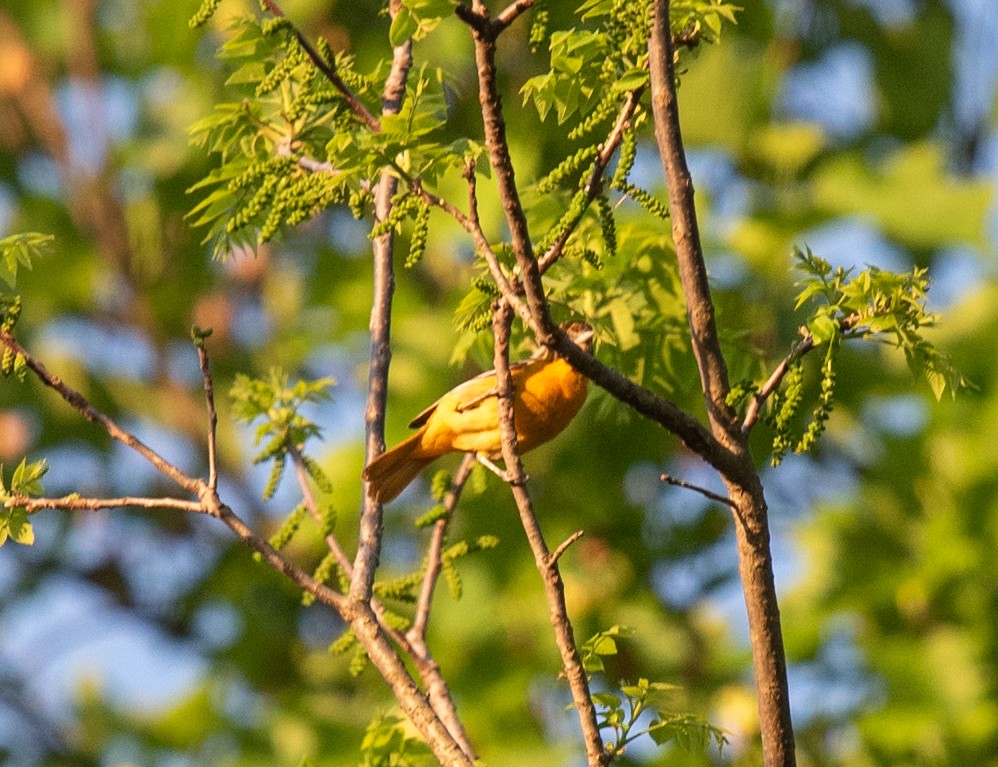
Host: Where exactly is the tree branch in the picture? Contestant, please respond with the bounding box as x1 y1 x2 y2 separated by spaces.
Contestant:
405 454 478 759
6 322 476 765
493 0 535 33
409 454 475 642
741 314 862 434
195 335 219 492
462 5 552 329
353 28 413 601
491 303 608 767
548 331 738 474
290 448 477 760
660 474 735 508
0 330 202 498
537 87 645 275
649 3 796 765
549 529 585 566
648 1 734 441
9 495 204 513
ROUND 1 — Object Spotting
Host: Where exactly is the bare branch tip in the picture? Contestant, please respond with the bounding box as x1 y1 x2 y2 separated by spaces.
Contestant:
660 473 736 508
549 529 585 567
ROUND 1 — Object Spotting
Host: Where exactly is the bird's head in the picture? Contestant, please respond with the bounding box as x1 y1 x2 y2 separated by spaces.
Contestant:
562 321 594 354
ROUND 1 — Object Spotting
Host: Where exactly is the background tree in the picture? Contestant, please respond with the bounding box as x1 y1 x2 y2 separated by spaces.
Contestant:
0 1 995 766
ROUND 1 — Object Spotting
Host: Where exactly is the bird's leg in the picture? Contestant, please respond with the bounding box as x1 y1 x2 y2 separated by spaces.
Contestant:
473 453 528 485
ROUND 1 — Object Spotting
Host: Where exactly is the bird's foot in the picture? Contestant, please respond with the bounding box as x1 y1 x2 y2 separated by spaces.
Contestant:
474 453 529 485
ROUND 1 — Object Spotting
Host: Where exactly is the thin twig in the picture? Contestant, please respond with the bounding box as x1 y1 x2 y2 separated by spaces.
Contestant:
1 331 351 613
409 453 475 641
461 3 551 328
414 175 534 329
204 496 348 611
253 3 477 759
493 0 535 33
455 4 737 474
3 307 474 765
0 330 201 497
195 338 219 492
289 448 477 758
549 530 585 567
660 474 735 508
403 453 480 760
290 448 354 576
9 495 204 513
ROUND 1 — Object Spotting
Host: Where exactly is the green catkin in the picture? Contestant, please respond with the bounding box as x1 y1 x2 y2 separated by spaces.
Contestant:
302 454 334 494
319 504 337 537
595 193 617 258
302 552 338 606
537 145 601 194
2 296 21 331
771 361 804 466
415 504 449 528
536 187 590 255
529 1 549 52
611 128 637 190
348 188 372 219
329 628 357 655
405 201 431 268
615 181 669 219
430 469 452 501
578 247 603 269
471 275 501 298
797 339 838 454
373 572 422 603
262 453 286 501
268 503 307 551
370 194 417 238
260 16 293 38
567 95 618 141
188 0 221 28
725 379 758 411
442 560 462 599
348 647 370 676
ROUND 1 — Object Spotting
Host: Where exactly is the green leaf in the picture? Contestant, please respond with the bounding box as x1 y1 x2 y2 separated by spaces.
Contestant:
389 7 418 46
592 692 623 709
612 68 649 92
608 297 638 351
10 457 47 496
809 313 838 345
0 508 34 547
0 233 53 288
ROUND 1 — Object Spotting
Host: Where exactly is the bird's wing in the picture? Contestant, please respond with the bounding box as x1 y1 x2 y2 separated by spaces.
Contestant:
407 401 438 429
406 359 535 429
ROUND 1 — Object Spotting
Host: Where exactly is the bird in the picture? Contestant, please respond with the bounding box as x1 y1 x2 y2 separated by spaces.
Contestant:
362 322 594 504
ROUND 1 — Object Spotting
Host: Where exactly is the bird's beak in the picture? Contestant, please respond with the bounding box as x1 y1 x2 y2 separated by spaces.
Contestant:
573 327 595 345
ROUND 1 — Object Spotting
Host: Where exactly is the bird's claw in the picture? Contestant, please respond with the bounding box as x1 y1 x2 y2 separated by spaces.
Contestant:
474 453 529 485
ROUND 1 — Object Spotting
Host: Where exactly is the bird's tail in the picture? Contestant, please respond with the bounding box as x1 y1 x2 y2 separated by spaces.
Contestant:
362 430 436 504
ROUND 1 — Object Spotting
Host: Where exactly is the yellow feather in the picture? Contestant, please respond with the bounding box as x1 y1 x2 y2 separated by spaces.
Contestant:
362 324 592 504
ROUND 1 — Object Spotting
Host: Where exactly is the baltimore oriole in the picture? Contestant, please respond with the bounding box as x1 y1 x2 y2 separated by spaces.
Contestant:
362 322 594 503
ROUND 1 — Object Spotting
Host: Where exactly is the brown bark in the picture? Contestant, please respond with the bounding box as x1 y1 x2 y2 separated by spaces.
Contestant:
648 2 797 765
